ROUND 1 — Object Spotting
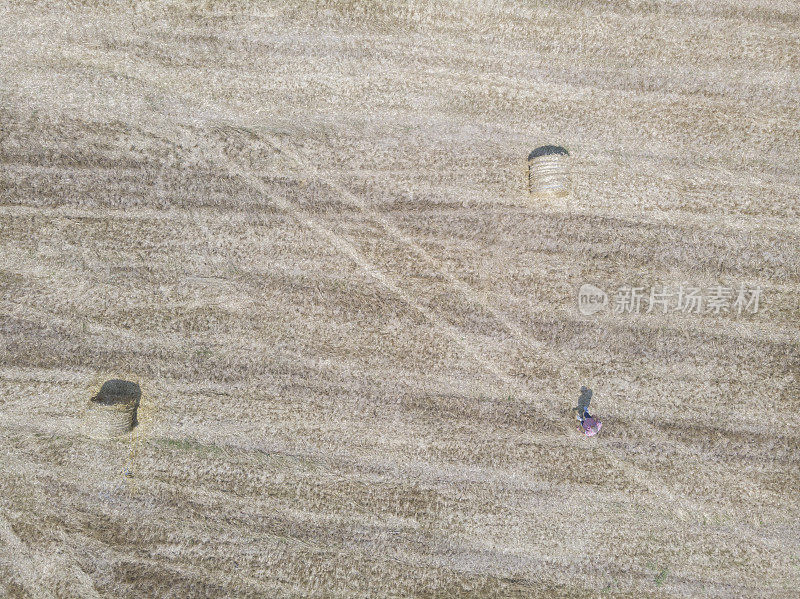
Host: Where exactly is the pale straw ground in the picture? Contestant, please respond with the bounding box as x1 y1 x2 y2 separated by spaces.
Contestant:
0 1 799 597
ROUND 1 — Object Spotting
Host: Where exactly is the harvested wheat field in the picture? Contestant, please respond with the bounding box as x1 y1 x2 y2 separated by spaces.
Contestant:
1 1 799 597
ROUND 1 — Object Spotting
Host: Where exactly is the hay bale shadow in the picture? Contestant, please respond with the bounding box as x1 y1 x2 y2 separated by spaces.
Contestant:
85 379 141 439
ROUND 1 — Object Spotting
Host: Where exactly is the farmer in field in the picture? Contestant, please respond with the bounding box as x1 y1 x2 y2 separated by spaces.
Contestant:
574 386 602 436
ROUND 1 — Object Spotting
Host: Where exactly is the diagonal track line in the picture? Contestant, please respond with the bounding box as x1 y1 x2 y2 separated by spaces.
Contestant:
199 125 790 543
4 48 784 549
212 146 531 405
195 130 684 502
254 131 547 354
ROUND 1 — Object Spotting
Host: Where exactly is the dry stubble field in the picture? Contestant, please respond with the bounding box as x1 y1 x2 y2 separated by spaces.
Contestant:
1 1 799 597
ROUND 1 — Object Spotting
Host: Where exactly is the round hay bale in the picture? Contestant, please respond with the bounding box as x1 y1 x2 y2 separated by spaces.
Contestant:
528 145 570 196
85 379 140 439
